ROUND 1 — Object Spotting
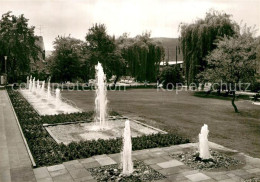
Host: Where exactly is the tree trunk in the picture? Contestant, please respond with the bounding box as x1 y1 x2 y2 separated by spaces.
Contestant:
206 86 212 96
113 75 119 87
217 87 221 95
231 91 239 113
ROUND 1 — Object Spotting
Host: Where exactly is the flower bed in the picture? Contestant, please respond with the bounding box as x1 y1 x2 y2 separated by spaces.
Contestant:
88 161 166 182
7 88 189 167
171 150 244 171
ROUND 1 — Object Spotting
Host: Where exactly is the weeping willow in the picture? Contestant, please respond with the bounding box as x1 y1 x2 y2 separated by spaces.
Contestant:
179 10 239 84
119 34 164 81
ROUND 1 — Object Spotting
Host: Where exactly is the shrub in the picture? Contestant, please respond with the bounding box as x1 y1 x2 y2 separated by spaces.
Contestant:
159 66 184 89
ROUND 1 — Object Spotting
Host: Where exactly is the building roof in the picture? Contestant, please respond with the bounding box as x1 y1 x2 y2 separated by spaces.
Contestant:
160 60 183 66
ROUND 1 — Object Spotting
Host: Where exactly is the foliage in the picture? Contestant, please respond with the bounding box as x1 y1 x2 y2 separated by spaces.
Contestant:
41 112 94 124
256 36 260 80
0 12 41 82
179 10 239 84
47 25 164 84
117 32 165 82
199 29 258 112
48 36 86 82
159 66 184 88
85 24 126 80
194 91 251 101
7 88 189 167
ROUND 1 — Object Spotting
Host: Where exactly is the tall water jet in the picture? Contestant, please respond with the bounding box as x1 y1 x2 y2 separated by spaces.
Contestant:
36 79 40 94
29 76 32 91
55 88 61 108
26 76 29 89
122 120 133 175
41 81 45 95
32 78 36 94
95 62 108 129
199 124 211 159
47 79 51 100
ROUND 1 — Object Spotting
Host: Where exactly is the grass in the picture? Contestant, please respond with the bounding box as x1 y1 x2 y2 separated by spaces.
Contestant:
61 89 260 158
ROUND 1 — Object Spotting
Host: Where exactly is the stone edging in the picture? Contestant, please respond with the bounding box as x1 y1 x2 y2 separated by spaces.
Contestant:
43 116 168 145
44 127 62 144
5 90 36 167
131 118 168 134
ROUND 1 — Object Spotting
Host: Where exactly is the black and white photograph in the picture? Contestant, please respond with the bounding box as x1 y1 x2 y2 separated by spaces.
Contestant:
0 0 260 181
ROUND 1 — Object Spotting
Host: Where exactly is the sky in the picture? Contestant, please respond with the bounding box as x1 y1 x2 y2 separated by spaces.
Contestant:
0 0 259 50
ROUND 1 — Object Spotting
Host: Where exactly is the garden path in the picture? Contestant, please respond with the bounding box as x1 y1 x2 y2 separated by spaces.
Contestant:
32 142 260 182
0 90 35 182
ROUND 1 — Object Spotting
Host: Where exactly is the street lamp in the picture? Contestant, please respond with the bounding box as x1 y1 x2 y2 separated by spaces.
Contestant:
4 56 7 84
4 56 7 73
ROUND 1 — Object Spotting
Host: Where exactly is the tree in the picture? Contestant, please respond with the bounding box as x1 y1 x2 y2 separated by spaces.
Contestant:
49 36 84 82
159 65 184 89
118 32 165 82
85 23 125 81
256 37 260 76
0 12 41 82
199 30 258 113
179 10 239 85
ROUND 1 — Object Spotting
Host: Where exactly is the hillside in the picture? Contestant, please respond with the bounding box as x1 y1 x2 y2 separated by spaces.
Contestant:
152 37 183 62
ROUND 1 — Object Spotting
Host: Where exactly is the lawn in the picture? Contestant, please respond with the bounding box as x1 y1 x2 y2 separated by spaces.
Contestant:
61 88 260 158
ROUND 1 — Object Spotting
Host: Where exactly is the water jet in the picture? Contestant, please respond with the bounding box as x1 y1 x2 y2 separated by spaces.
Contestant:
199 124 211 159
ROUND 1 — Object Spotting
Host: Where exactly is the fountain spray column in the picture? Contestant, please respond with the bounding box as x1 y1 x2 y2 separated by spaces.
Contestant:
32 78 36 94
122 120 133 175
26 76 29 89
36 79 40 95
95 62 108 129
199 124 211 159
55 88 61 108
41 81 45 95
29 76 32 91
47 80 51 101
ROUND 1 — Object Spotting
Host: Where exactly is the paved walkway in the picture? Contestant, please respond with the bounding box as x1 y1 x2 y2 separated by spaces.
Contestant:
32 142 260 182
0 90 35 182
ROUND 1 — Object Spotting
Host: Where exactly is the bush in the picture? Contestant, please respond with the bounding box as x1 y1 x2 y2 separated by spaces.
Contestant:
7 89 189 167
159 66 184 89
250 81 260 92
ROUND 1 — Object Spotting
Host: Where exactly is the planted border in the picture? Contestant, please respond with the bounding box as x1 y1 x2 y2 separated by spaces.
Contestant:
7 88 189 167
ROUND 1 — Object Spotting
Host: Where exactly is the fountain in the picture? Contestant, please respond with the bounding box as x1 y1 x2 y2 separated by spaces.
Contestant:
29 76 32 91
122 120 134 175
95 62 108 129
85 120 165 181
199 124 211 159
172 124 243 171
32 77 36 94
47 79 51 101
20 77 81 115
26 76 29 89
55 88 61 108
42 63 165 142
36 79 40 95
41 81 45 95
